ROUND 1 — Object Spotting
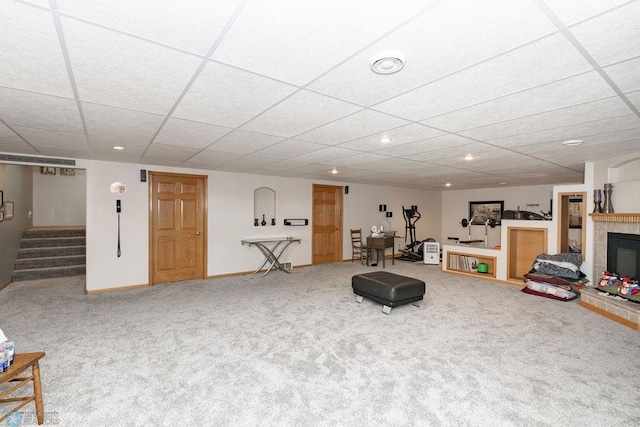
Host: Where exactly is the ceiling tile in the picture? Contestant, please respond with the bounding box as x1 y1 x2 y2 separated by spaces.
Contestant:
253 139 326 159
173 62 297 128
0 88 83 133
373 134 478 157
56 0 244 55
569 1 640 66
0 124 28 145
187 149 243 166
289 146 358 164
374 33 593 121
459 96 632 141
211 0 429 86
604 57 640 94
214 155 278 171
241 90 362 138
487 114 640 148
337 123 445 151
82 102 164 145
153 118 232 148
421 72 617 132
296 109 410 145
208 130 285 154
319 153 389 167
12 126 88 151
542 0 631 26
63 18 202 114
309 0 557 106
142 143 200 162
0 1 74 98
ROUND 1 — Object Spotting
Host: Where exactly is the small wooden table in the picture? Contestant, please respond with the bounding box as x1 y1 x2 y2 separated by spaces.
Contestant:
0 352 45 425
366 235 396 268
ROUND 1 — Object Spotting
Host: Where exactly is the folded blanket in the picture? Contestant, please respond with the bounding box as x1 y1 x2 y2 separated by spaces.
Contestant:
525 280 577 299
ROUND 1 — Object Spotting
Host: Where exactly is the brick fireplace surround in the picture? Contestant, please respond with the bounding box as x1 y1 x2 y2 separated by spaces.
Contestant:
580 213 640 331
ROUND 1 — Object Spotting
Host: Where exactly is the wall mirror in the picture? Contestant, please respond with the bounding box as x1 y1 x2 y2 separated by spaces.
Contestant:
254 187 276 226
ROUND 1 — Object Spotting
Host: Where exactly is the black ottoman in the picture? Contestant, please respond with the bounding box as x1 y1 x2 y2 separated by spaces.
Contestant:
352 271 425 314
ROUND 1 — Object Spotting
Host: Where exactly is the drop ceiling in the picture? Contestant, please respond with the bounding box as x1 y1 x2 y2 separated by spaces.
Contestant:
1 0 639 190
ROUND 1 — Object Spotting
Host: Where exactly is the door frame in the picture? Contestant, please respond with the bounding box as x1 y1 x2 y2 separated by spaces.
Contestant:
311 184 344 264
148 171 208 285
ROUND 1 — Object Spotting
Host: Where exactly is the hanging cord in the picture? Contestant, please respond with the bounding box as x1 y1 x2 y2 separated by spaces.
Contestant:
117 212 121 257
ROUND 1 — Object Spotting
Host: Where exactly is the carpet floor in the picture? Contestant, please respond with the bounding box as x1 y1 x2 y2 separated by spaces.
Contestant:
1 261 639 426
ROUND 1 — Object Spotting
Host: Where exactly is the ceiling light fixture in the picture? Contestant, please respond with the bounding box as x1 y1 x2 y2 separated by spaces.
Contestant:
379 137 392 143
445 183 452 187
499 182 507 185
331 168 338 174
562 139 584 146
369 53 406 74
464 154 474 160
113 146 124 150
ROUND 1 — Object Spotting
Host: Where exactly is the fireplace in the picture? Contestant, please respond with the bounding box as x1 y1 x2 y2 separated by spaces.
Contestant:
607 232 640 281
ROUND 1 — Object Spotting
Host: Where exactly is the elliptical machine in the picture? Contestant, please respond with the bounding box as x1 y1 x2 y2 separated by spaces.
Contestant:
398 205 425 262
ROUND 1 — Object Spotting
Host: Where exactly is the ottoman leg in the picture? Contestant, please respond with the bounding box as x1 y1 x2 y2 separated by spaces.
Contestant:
382 305 392 315
355 295 363 303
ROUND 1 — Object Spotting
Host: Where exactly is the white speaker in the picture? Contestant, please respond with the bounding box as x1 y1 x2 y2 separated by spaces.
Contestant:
423 242 440 265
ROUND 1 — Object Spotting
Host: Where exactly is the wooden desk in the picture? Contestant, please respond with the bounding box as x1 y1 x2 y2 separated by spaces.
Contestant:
366 235 395 268
0 352 45 425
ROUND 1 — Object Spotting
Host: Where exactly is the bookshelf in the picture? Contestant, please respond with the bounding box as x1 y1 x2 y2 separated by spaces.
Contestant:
446 250 496 278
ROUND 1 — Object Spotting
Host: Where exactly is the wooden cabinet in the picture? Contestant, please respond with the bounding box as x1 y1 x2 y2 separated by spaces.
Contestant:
446 250 497 279
507 226 547 282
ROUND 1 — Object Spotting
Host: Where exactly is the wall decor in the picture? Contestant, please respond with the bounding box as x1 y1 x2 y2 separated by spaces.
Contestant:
569 198 582 228
40 166 56 175
0 210 3 222
0 190 3 207
60 168 75 176
468 200 504 225
4 201 14 220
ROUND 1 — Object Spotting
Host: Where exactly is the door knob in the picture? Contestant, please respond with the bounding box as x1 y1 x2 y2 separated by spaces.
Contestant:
196 231 201 235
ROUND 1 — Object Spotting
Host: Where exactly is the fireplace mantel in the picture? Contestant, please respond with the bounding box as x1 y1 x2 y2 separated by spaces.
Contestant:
590 213 640 223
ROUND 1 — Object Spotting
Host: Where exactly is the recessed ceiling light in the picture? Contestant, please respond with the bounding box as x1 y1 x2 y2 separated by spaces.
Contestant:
445 182 452 187
464 154 474 160
369 53 406 74
331 168 338 174
562 139 584 146
379 137 392 143
499 182 507 185
113 146 124 150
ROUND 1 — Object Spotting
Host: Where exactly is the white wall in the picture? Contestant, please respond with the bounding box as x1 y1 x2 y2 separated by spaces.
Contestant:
0 164 33 284
32 167 86 226
82 160 440 291
441 184 553 248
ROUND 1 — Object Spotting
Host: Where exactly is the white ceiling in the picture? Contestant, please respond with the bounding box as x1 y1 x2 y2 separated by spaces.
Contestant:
1 0 639 190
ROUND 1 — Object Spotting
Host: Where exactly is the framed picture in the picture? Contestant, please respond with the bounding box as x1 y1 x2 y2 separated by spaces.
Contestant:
469 200 504 225
0 190 3 207
4 201 14 220
40 166 56 175
60 168 75 176
569 198 582 228
0 210 3 222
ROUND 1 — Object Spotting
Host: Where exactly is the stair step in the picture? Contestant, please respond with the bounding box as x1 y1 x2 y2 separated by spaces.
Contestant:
23 228 85 239
12 265 86 282
14 255 86 269
20 236 86 248
18 245 86 259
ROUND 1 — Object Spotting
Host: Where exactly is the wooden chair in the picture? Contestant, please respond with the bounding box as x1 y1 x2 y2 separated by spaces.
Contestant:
350 229 369 263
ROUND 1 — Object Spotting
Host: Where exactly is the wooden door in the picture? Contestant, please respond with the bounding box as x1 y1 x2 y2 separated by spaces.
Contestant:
150 172 207 284
312 184 343 264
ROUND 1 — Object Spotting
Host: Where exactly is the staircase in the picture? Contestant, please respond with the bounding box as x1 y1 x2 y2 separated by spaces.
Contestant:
12 227 86 281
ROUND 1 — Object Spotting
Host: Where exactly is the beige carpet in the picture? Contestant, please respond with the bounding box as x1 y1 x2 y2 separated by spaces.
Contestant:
2 261 639 426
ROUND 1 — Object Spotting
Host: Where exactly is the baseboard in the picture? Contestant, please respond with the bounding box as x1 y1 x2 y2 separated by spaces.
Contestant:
207 264 313 279
579 300 640 331
85 283 150 295
0 279 12 292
